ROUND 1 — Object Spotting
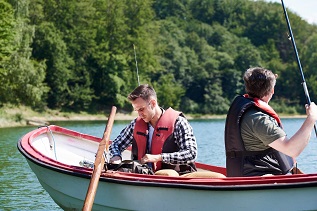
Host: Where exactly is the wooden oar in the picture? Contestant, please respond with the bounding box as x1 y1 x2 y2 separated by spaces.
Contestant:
82 106 117 211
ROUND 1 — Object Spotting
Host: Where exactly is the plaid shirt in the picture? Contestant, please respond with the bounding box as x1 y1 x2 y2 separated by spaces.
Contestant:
109 115 197 165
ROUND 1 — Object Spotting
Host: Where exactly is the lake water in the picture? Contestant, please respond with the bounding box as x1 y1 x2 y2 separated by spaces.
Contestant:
1 118 317 210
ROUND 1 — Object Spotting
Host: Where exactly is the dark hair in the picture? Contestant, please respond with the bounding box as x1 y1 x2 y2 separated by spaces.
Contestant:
127 84 157 102
243 67 277 98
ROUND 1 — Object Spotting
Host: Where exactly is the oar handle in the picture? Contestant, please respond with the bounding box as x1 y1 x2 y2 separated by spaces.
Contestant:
82 106 117 211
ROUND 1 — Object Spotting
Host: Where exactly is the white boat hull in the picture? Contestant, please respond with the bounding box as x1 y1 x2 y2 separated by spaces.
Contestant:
27 157 317 211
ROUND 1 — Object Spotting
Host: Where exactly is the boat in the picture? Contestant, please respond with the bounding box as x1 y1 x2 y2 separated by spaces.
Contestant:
18 125 317 211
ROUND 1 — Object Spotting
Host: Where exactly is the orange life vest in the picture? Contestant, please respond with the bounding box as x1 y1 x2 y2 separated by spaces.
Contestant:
132 108 180 171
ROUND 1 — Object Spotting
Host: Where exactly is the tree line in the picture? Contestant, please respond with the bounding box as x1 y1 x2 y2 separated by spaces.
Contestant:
1 0 317 115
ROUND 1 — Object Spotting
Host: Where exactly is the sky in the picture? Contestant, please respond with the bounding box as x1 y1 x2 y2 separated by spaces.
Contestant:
262 0 317 24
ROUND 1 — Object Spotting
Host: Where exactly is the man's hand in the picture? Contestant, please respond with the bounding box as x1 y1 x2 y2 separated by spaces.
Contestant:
110 155 121 164
141 154 162 164
306 102 317 121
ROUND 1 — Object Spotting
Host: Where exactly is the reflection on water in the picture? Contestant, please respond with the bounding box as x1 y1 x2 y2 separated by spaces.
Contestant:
1 118 316 210
0 126 61 210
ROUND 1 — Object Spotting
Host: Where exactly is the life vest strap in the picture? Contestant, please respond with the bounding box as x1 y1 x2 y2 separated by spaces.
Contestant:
226 148 273 158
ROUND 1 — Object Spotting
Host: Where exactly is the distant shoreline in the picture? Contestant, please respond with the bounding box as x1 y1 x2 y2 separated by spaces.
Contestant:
0 112 136 128
0 108 306 129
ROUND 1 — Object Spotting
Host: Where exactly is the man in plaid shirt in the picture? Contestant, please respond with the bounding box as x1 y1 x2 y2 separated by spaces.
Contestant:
109 84 197 175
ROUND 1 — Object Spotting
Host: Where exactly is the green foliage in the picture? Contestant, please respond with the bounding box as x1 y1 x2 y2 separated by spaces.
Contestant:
0 1 15 64
0 1 16 105
153 73 185 110
32 22 73 108
270 98 302 115
1 0 48 108
89 0 157 111
301 34 317 102
153 0 191 20
2 0 317 115
14 112 23 122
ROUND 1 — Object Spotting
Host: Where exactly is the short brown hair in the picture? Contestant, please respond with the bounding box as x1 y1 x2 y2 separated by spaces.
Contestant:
243 67 277 98
127 84 157 102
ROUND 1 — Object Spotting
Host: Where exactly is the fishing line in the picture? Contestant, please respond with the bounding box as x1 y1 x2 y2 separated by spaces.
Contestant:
133 44 140 86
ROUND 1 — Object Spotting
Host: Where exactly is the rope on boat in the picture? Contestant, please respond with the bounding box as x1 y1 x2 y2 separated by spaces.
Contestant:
40 125 58 160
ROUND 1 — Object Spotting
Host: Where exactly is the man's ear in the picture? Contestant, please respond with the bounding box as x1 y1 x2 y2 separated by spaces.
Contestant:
150 99 156 109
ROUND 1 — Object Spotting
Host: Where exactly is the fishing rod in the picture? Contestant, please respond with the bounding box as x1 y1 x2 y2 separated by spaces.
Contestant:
280 0 317 136
133 44 140 86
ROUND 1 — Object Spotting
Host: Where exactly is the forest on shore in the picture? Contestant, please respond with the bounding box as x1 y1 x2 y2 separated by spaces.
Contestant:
1 0 317 117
